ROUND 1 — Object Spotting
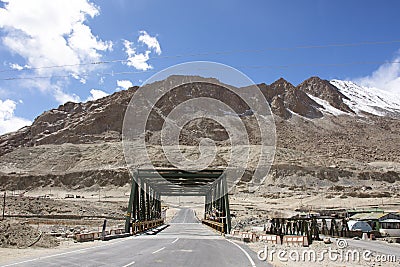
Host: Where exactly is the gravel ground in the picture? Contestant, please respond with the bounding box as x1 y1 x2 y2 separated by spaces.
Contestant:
0 220 59 248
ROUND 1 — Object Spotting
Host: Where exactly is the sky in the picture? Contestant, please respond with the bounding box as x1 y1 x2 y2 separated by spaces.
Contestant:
0 0 400 134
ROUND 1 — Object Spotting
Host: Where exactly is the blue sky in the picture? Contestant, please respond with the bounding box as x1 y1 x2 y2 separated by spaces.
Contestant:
1 0 400 134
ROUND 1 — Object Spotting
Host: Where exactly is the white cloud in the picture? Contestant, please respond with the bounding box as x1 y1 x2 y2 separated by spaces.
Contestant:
117 79 133 90
0 0 113 102
10 63 23 71
9 63 29 70
138 30 161 55
86 89 109 101
0 99 32 135
54 88 81 104
123 31 161 71
0 0 112 73
123 40 152 71
356 51 400 94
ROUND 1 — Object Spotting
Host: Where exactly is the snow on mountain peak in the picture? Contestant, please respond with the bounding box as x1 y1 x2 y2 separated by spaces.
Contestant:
330 79 400 117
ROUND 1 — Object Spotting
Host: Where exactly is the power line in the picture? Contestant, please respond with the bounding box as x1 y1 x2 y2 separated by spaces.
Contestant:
1 39 400 73
2 69 156 81
2 61 400 81
237 61 400 69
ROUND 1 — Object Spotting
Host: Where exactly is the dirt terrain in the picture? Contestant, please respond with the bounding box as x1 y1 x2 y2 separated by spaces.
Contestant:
0 219 59 248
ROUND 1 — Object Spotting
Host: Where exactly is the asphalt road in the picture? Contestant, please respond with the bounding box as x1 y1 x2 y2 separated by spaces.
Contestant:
2 208 268 267
343 238 400 258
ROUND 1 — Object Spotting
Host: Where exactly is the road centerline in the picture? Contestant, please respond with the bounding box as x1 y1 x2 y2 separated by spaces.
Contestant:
121 261 135 267
152 247 166 254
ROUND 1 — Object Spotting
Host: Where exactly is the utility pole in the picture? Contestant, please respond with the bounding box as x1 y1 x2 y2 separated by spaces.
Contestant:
2 191 6 220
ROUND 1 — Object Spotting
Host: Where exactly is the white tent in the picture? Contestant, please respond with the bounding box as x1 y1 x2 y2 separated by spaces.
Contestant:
347 220 372 232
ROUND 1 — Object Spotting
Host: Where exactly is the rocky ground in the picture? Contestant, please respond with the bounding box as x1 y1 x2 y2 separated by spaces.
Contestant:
0 219 59 248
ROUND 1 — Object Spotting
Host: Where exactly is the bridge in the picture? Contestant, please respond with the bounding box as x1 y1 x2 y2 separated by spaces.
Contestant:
124 169 232 235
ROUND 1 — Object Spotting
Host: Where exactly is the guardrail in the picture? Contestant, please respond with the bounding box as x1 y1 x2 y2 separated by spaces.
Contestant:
202 219 225 234
132 219 164 234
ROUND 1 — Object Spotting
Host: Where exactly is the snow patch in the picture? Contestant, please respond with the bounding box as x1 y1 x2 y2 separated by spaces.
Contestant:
331 80 400 116
307 94 347 116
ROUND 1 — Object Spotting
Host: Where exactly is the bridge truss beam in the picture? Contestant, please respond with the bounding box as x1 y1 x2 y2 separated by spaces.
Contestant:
124 169 231 235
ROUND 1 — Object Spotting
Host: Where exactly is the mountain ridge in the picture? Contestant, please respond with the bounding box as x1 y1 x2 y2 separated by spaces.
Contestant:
0 75 399 193
0 75 399 157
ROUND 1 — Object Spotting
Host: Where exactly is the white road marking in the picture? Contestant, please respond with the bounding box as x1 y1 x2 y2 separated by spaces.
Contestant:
169 223 200 225
179 249 192 252
226 239 256 267
171 238 179 244
183 209 188 223
1 238 131 267
152 247 166 254
121 261 135 267
136 235 222 240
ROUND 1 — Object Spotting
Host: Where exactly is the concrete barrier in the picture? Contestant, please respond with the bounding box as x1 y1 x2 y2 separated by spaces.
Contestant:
231 229 240 236
240 232 257 242
259 234 280 244
75 232 96 242
282 235 308 247
75 228 127 242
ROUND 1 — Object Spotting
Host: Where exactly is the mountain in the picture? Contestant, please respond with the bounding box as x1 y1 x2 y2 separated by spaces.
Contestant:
0 75 399 194
0 88 137 156
258 78 323 119
331 79 400 117
298 76 354 114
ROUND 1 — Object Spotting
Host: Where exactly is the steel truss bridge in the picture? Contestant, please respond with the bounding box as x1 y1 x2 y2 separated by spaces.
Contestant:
124 169 231 234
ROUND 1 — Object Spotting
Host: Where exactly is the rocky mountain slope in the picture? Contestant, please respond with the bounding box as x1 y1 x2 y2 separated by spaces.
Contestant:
0 75 399 193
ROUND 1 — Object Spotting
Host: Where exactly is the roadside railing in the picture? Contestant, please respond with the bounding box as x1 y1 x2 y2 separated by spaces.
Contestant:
202 219 225 234
132 218 164 234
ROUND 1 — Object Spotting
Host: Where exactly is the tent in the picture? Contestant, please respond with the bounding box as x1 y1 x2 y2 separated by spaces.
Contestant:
347 220 372 232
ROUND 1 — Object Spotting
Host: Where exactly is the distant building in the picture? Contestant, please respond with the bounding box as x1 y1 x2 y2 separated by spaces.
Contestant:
349 212 400 231
379 219 400 237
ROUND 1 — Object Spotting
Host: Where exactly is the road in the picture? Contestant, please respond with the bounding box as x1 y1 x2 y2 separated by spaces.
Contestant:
343 238 400 258
2 208 267 267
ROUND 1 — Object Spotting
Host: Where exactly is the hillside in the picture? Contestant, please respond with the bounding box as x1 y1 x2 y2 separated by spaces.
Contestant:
0 76 399 200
